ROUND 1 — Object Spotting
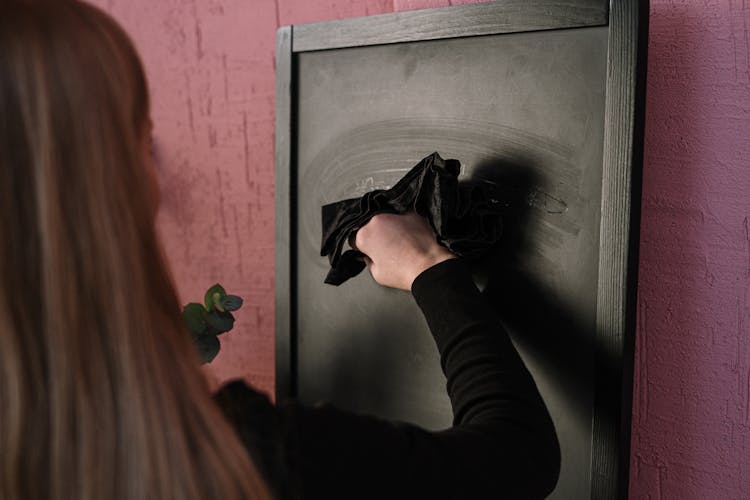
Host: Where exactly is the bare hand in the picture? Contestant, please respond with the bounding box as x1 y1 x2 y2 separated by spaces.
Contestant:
353 212 456 291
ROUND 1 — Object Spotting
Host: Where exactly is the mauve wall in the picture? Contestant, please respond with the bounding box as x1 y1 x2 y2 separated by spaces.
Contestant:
631 1 750 498
91 0 749 497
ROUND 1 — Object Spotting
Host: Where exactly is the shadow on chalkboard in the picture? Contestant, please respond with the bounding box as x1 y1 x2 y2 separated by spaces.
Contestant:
315 154 610 429
469 156 601 427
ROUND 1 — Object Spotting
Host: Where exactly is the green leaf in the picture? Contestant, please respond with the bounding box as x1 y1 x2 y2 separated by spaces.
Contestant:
186 284 243 364
204 283 226 312
204 310 235 336
220 295 243 312
182 303 206 338
195 335 220 364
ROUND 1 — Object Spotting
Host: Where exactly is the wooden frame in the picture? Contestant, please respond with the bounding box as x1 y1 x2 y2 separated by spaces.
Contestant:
275 1 648 498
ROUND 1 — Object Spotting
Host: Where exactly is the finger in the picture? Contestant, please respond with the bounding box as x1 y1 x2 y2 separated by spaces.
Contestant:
348 230 359 251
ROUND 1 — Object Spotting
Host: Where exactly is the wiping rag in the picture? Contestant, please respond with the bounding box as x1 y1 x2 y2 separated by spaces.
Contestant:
320 152 503 285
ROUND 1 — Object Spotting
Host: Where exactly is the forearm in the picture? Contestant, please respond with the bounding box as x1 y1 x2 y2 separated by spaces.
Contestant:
412 258 560 497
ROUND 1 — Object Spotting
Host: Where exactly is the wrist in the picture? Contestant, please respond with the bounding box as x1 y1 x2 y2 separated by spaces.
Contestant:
408 248 457 289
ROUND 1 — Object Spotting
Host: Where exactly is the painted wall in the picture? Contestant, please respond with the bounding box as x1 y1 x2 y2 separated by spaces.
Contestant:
91 0 749 497
630 1 750 498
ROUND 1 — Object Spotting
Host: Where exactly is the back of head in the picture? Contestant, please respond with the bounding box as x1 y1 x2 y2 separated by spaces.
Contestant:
0 2 270 498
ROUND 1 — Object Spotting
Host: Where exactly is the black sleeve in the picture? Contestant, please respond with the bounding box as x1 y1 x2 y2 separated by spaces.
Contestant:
215 259 560 500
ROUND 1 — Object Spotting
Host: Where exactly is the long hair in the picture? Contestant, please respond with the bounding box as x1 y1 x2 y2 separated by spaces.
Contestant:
0 2 271 498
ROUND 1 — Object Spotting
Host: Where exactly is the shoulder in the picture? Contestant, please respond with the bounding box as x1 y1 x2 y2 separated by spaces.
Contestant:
214 381 297 498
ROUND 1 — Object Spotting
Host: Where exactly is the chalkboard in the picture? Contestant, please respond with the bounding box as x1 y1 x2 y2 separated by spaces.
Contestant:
275 2 648 498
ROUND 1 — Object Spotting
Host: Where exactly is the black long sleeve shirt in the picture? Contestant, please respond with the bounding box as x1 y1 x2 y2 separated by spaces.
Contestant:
214 259 560 499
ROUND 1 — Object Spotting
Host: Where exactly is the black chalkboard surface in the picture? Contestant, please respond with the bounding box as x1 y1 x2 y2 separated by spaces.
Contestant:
275 2 648 498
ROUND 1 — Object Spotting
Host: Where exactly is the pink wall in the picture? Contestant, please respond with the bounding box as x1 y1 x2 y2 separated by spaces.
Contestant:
630 1 750 498
92 0 749 497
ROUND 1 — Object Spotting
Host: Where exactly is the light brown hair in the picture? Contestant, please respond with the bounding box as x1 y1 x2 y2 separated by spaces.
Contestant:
0 1 271 498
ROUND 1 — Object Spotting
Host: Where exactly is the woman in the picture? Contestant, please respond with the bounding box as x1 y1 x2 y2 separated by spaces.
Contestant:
0 2 270 499
0 1 560 499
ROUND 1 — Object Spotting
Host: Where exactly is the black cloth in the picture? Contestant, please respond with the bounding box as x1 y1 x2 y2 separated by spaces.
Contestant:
320 152 503 285
214 259 560 499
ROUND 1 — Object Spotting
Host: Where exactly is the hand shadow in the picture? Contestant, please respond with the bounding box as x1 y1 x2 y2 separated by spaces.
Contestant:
467 156 600 428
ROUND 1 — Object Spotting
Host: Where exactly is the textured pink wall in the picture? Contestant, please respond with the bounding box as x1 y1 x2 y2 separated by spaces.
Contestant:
630 1 750 498
91 0 749 496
